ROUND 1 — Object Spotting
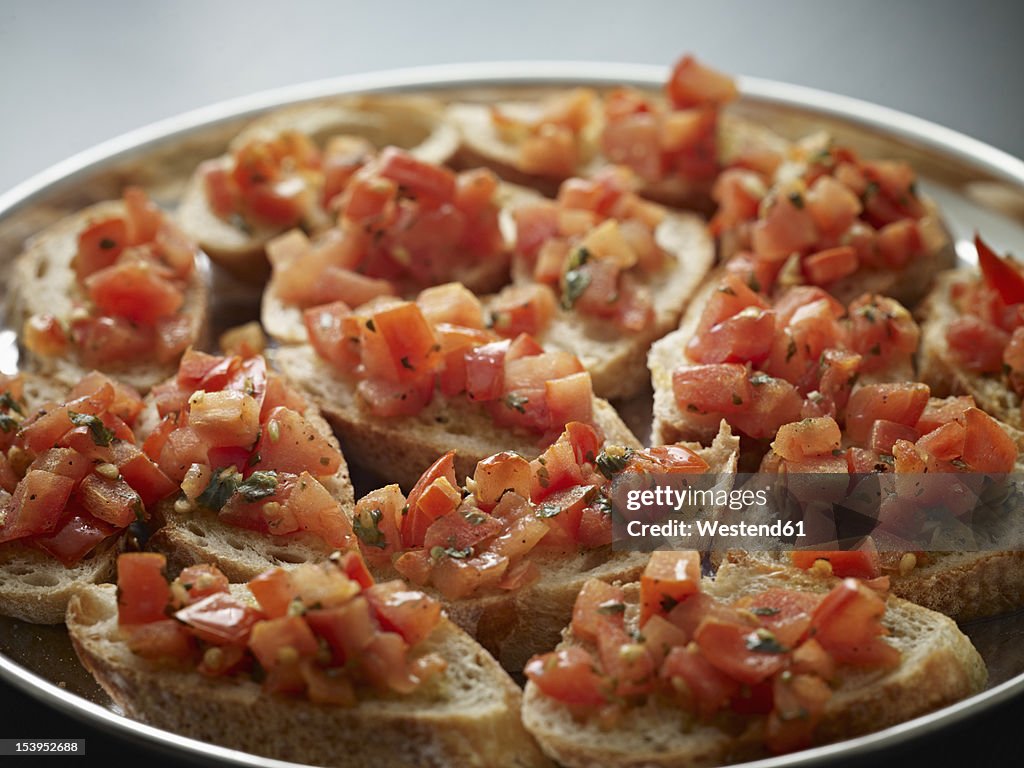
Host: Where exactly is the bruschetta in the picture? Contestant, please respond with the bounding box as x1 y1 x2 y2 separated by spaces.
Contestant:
351 419 739 671
917 235 1024 429
649 265 920 451
178 96 459 279
9 188 208 392
0 371 176 623
272 284 640 489
711 132 954 307
742 384 1024 622
67 552 551 768
448 55 789 211
137 349 356 581
486 166 715 400
521 554 985 767
261 147 512 344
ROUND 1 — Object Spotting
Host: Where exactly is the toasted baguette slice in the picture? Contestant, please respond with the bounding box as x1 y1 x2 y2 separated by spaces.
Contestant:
522 561 986 768
0 374 118 624
7 200 209 393
917 269 1023 428
67 583 551 768
448 96 787 211
649 268 919 447
490 196 715 402
271 344 640 489
178 96 459 280
401 422 739 673
139 389 356 582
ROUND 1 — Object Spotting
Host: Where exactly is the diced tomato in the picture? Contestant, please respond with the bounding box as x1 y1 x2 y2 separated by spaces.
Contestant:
730 376 804 440
0 471 75 543
417 283 486 329
661 644 739 719
513 203 560 258
530 436 584 501
803 246 858 286
174 564 230 605
189 390 261 449
809 578 900 667
247 615 319 670
915 420 966 461
352 485 405 559
673 363 753 416
790 544 881 579
75 217 126 283
520 125 578 178
31 510 117 567
121 619 195 661
962 407 1018 473
250 407 342 477
282 472 355 549
376 147 456 203
915 396 975 434
86 262 184 325
117 553 170 625
403 451 457 546
695 619 789 685
752 185 819 261
525 647 608 706
666 55 738 108
489 284 557 337
571 579 626 642
473 451 532 510
22 313 69 358
946 316 1011 374
75 474 140 528
625 446 709 475
737 588 824 648
365 580 441 646
687 307 776 365
247 568 295 619
846 383 931 446
766 673 832 753
545 372 594 429
976 234 1024 305
175 592 263 646
805 175 861 236
640 551 701 625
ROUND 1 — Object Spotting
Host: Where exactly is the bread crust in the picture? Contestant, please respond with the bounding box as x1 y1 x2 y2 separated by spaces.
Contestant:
67 584 552 768
7 200 210 393
522 563 987 768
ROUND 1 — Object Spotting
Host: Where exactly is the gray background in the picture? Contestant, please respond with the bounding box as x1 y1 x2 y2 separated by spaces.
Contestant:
0 0 1022 764
1 0 1023 195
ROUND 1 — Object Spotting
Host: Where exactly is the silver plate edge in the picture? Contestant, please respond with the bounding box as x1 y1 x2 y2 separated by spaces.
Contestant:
0 60 1022 767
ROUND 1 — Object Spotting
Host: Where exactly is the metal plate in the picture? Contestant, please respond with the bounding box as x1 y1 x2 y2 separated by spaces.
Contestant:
1 62 1024 767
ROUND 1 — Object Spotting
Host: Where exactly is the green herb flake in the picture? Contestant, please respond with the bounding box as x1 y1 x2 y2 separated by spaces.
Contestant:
0 392 25 415
354 507 387 549
786 339 798 362
504 392 529 414
561 260 592 310
197 467 242 511
68 411 115 447
750 607 780 617
597 601 627 615
595 446 634 479
0 414 17 433
732 393 743 406
750 373 772 387
400 356 414 370
788 192 805 209
365 319 376 332
745 628 788 654
535 503 561 519
430 545 472 560
238 471 279 503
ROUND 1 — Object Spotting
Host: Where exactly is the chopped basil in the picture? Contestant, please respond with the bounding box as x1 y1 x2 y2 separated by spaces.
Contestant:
365 319 376 332
536 465 550 488
99 237 118 250
238 471 279 502
750 606 780 617
68 411 115 446
0 392 24 415
788 192 805 209
592 490 613 516
745 628 788 654
597 601 626 615
504 392 529 414
561 247 592 310
247 452 262 467
0 414 17 433
400 356 414 370
197 467 243 511
750 373 772 387
595 446 634 479
429 545 472 560
660 595 680 613
535 503 562 519
354 507 387 549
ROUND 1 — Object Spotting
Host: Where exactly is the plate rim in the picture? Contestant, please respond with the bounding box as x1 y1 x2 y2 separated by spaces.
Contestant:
2 60 1023 768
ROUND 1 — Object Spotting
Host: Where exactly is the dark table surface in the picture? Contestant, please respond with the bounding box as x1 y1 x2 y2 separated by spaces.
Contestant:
1 1 1024 765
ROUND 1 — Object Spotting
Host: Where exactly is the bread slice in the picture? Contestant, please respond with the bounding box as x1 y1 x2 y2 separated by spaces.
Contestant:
448 96 788 211
7 200 209 393
403 422 739 673
649 268 920 447
177 95 459 280
917 269 1023 428
271 344 641 490
521 561 986 768
67 583 552 768
140 394 356 582
0 374 118 624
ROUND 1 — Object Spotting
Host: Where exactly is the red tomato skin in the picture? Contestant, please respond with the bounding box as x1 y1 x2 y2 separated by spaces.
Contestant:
117 553 171 625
